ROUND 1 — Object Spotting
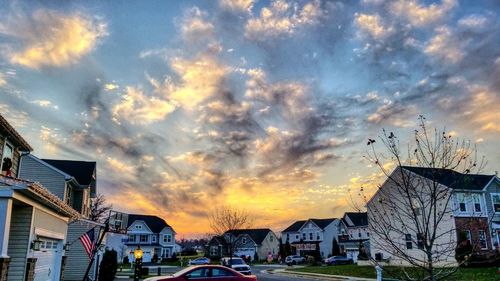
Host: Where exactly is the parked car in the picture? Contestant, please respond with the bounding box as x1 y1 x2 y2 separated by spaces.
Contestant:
144 265 257 281
324 256 354 265
221 257 252 275
188 257 211 265
285 255 306 265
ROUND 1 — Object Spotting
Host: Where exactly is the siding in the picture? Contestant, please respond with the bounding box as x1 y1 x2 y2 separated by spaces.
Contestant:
7 205 33 281
257 232 280 259
19 156 67 200
64 220 101 281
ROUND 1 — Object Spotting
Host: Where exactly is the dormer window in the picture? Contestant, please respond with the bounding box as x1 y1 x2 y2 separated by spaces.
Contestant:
135 225 142 229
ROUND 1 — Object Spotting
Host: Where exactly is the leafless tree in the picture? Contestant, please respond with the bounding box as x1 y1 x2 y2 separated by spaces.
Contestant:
208 205 255 261
90 193 113 223
365 116 485 281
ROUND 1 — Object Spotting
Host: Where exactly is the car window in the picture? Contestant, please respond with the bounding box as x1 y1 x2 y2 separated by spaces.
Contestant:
230 259 244 265
212 268 237 277
186 268 210 279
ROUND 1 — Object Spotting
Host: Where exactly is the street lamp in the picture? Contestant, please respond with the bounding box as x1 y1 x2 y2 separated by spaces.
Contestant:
133 246 143 281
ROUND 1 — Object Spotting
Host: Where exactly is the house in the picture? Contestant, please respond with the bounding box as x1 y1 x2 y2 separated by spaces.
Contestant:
0 114 79 281
338 212 370 261
281 218 340 258
484 175 500 249
368 166 497 266
18 154 101 281
207 229 279 261
106 214 176 263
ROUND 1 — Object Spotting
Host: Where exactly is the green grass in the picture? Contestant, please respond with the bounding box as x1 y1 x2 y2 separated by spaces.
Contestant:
289 265 500 281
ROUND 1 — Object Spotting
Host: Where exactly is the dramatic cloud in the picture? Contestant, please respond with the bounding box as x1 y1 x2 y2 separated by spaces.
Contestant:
0 8 107 69
245 0 322 39
219 0 255 13
355 13 393 40
390 0 457 27
424 26 463 63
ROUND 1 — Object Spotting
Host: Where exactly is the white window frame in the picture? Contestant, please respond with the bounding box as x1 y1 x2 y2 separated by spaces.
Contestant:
478 230 488 250
128 234 135 243
135 224 142 230
152 235 156 243
491 193 500 214
140 234 148 243
1 141 13 172
472 193 482 213
242 237 247 244
457 193 467 213
166 234 172 243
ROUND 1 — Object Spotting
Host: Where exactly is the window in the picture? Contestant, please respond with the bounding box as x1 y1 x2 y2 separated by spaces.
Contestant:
286 234 289 241
152 235 156 243
128 234 135 243
491 194 500 213
367 232 370 237
212 268 236 277
478 230 487 250
464 230 472 244
405 234 412 249
295 234 299 240
210 246 218 256
270 235 274 242
164 234 172 243
309 233 313 240
135 225 142 229
358 232 361 238
1 142 13 175
417 233 424 249
186 268 209 278
472 194 482 212
412 198 422 216
140 234 148 243
302 233 306 240
316 232 320 240
457 193 467 212
242 237 247 244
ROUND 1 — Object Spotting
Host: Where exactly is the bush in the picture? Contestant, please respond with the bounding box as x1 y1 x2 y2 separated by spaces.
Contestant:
181 248 197 256
99 249 118 281
254 252 259 261
171 252 178 262
122 256 129 264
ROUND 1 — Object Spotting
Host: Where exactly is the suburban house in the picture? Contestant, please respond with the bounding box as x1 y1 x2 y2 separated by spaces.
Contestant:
0 114 80 281
368 166 497 266
106 214 176 263
281 218 340 258
19 154 101 281
207 229 279 261
484 176 500 249
338 212 370 261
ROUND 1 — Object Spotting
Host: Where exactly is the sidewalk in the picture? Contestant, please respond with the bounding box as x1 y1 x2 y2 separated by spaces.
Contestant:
271 268 377 281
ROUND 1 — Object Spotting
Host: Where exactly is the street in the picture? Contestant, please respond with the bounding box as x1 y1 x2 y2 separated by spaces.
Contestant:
252 265 330 281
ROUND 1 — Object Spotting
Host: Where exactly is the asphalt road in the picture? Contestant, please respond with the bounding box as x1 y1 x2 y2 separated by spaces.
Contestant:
252 265 328 281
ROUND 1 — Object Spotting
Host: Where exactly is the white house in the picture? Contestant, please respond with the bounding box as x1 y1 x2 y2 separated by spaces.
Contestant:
368 166 496 267
281 218 340 258
106 214 176 263
338 212 369 261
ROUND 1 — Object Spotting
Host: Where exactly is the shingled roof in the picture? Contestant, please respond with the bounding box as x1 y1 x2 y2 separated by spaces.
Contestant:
401 166 495 191
226 228 274 244
0 114 32 151
282 220 306 232
282 218 337 232
127 214 173 233
343 212 368 227
42 159 96 185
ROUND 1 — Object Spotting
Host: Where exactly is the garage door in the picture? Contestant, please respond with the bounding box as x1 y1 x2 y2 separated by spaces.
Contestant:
33 238 60 281
234 248 255 259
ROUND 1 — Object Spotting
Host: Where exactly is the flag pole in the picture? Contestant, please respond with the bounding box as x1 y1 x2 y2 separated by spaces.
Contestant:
82 223 108 281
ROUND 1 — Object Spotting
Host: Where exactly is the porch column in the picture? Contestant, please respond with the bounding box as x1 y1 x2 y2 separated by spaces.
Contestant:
0 198 13 258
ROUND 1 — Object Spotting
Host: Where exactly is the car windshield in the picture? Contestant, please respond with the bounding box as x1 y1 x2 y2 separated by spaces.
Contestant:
227 259 244 265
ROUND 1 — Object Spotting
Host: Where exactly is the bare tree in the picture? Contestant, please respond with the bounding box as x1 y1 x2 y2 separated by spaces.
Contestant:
90 193 113 223
208 205 255 261
365 116 485 281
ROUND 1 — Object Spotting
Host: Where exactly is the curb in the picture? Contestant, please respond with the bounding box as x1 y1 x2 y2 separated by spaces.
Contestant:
270 269 376 281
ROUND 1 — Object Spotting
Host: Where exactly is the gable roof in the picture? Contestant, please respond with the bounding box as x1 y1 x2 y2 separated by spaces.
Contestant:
209 235 230 246
41 159 96 185
310 218 337 229
127 214 173 233
402 166 495 191
343 212 368 227
225 228 273 245
282 220 306 232
0 114 32 151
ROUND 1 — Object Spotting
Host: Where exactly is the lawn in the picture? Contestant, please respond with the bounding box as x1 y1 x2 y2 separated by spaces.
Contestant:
289 264 500 281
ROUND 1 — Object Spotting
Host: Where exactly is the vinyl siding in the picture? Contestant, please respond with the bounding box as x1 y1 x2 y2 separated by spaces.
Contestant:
19 156 67 200
7 205 33 281
257 232 280 259
64 220 102 281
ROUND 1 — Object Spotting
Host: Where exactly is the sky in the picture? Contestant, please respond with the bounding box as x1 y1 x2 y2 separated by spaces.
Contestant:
0 0 499 238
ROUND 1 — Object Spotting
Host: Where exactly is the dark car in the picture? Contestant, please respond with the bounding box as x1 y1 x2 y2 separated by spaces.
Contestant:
144 265 258 281
324 256 354 265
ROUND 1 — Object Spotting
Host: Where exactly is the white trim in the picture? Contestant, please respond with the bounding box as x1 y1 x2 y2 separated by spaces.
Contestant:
490 193 500 214
35 227 65 240
11 191 71 222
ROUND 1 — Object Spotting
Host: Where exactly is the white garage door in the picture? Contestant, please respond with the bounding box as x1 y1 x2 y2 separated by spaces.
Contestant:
34 238 60 281
234 248 255 259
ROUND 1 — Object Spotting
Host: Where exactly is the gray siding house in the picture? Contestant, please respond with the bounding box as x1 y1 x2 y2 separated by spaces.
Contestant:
19 154 100 281
0 114 80 281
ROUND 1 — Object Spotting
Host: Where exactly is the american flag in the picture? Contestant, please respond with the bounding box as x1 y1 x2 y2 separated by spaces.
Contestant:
79 228 96 258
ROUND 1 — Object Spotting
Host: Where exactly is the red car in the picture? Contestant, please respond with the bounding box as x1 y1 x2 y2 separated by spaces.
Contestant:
144 265 258 281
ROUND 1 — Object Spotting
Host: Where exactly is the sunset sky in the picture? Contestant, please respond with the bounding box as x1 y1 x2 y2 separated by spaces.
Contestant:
0 0 499 238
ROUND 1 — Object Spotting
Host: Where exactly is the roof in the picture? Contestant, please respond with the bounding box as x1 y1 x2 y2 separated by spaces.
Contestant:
0 114 33 151
225 228 273 244
282 218 337 233
41 159 96 185
343 212 368 227
127 214 173 233
208 235 230 246
282 220 306 232
401 166 496 191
